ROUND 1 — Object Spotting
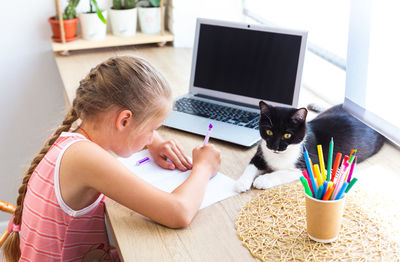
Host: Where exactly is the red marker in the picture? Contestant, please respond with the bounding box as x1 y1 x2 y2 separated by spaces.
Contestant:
330 153 342 182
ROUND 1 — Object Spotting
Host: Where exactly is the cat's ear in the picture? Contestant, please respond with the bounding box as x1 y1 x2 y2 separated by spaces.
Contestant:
291 108 308 124
259 101 271 115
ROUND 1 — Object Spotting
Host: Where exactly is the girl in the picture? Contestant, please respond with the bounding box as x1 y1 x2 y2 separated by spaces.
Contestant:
3 56 221 261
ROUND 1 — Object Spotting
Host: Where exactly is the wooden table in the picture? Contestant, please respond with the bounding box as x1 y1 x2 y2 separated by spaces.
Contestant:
53 45 400 261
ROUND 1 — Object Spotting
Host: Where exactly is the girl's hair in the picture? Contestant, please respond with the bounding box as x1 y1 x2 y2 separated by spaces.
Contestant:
2 56 171 262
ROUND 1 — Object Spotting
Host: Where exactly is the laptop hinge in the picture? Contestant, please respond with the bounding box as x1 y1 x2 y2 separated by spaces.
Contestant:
194 94 259 110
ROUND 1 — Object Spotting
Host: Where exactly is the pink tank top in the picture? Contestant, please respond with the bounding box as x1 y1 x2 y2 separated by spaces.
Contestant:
19 132 119 261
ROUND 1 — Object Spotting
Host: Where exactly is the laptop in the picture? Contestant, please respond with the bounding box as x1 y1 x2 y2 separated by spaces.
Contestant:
164 18 308 147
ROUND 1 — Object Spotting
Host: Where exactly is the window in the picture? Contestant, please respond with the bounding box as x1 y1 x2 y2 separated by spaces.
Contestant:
243 0 350 105
344 0 400 145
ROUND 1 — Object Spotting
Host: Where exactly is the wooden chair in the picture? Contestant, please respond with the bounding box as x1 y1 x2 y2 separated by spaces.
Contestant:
0 200 16 248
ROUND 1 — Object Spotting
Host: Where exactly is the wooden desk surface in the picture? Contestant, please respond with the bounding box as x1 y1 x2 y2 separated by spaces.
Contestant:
53 45 400 261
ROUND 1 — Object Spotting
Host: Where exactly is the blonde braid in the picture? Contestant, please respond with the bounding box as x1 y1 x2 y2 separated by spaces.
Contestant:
2 108 78 262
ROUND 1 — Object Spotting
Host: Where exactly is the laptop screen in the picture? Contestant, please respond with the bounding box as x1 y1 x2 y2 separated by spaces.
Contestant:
192 23 305 106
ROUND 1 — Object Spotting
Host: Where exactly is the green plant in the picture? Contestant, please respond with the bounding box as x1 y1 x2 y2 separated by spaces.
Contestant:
149 0 160 7
89 0 107 24
55 0 79 20
137 0 161 7
113 0 136 9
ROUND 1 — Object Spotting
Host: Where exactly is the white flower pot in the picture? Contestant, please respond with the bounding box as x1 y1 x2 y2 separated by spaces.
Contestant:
79 10 108 41
109 8 137 37
138 7 163 34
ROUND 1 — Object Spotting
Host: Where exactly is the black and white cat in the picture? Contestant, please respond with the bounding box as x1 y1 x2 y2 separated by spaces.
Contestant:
235 101 385 192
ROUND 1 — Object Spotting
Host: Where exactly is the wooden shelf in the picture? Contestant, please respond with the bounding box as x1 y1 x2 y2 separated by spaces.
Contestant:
51 31 174 53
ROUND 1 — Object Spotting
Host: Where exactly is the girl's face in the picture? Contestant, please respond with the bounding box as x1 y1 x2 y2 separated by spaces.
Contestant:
114 110 168 158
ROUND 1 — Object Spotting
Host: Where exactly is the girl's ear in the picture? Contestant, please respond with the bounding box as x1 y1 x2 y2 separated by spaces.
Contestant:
116 110 133 131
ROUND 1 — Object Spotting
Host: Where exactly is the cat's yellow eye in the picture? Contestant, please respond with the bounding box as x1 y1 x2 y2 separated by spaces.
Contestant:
266 130 273 136
283 133 292 139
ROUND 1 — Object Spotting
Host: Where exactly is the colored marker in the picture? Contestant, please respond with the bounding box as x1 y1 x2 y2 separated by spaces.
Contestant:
345 177 358 193
303 144 317 195
313 164 323 187
203 124 213 146
332 162 349 200
320 181 328 200
331 153 342 182
300 176 313 197
302 170 314 197
321 181 333 200
348 154 355 165
323 184 334 200
347 156 357 183
335 182 349 200
342 155 350 166
317 145 326 181
302 169 309 180
316 185 324 199
327 137 334 182
136 157 150 166
329 183 337 200
349 148 357 158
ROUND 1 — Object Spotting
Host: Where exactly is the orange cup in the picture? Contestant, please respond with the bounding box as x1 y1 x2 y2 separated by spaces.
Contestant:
305 193 346 243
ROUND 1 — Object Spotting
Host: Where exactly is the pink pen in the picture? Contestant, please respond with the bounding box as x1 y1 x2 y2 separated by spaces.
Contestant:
332 162 350 200
203 124 213 146
347 156 357 183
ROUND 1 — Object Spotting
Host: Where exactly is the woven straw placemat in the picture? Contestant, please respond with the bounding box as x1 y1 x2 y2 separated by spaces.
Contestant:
235 182 400 261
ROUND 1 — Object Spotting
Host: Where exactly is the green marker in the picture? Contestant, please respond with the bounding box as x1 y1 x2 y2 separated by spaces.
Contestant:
345 177 358 193
348 154 355 164
300 177 313 197
326 137 334 181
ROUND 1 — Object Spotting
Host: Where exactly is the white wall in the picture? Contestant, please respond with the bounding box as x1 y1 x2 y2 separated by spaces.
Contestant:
0 3 66 221
169 0 245 47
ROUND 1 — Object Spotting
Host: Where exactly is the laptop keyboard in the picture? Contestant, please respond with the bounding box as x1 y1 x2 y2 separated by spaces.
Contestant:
174 98 260 129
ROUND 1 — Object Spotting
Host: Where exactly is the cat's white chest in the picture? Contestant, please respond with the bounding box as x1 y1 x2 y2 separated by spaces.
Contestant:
260 140 301 171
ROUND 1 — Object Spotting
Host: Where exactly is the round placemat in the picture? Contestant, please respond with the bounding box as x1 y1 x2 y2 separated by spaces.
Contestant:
235 182 400 261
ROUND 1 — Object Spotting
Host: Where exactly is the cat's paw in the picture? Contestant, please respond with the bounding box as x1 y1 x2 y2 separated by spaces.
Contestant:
253 169 300 190
234 179 253 193
235 164 262 193
252 174 276 189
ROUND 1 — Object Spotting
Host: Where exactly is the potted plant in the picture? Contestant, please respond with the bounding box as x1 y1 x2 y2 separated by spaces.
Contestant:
79 0 108 41
137 0 164 34
109 0 138 37
48 0 80 42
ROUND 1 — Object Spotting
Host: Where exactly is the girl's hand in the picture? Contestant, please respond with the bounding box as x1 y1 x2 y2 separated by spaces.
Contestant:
192 144 221 178
148 138 192 171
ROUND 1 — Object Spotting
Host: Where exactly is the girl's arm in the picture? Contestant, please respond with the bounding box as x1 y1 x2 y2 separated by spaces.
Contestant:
147 131 192 171
60 141 220 228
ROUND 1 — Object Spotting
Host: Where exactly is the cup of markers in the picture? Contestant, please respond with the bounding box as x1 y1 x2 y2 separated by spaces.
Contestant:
300 138 359 243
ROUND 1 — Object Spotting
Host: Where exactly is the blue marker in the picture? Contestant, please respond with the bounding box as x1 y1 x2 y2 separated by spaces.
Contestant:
320 181 328 200
303 144 318 197
316 185 324 199
335 182 349 200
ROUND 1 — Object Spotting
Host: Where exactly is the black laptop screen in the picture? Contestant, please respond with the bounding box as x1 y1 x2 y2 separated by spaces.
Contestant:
193 24 303 105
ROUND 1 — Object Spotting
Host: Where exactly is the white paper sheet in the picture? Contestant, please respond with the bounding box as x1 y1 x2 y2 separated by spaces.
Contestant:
118 150 238 209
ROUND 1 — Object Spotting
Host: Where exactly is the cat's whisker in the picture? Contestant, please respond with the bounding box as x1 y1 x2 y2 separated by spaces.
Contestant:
265 115 273 126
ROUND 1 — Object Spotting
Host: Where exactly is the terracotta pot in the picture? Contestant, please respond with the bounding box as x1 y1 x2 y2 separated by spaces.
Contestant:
48 16 78 42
